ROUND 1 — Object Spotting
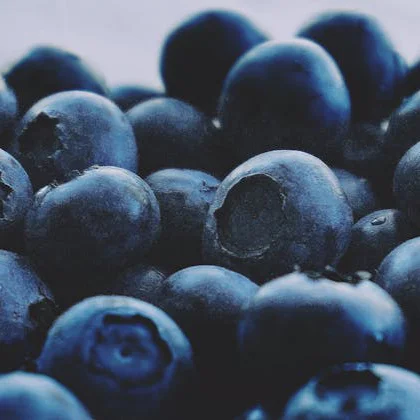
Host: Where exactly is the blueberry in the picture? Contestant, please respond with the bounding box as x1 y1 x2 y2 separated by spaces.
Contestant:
127 98 224 177
283 363 420 419
37 295 195 420
332 168 379 221
160 9 268 115
402 59 420 99
393 141 420 227
238 270 406 410
218 39 350 164
0 148 33 251
375 237 420 371
0 372 91 419
4 45 108 115
0 250 56 372
145 169 220 269
383 92 420 175
10 91 138 191
24 166 160 307
339 209 418 274
297 11 407 123
0 77 18 150
110 84 164 112
202 150 353 282
235 405 272 420
156 265 258 418
93 263 168 307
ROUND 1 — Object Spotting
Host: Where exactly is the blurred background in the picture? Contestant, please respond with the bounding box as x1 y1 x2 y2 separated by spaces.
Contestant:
0 0 417 89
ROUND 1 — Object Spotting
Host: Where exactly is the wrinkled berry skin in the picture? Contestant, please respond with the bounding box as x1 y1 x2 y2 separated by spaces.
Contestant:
218 39 350 164
394 141 420 228
332 168 379 221
10 91 138 191
157 265 258 418
4 45 108 114
238 272 406 410
0 148 33 251
202 150 353 282
375 237 420 372
146 169 220 269
110 84 164 112
283 363 420 419
0 372 91 419
127 98 224 178
0 250 56 372
0 77 18 149
160 9 268 115
340 209 418 274
297 11 407 123
37 295 195 420
24 166 160 307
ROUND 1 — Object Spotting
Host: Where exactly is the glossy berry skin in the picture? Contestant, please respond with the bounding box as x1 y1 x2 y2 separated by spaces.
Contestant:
156 265 258 418
375 238 420 372
4 45 108 114
394 141 420 228
218 39 350 164
0 250 56 372
160 9 267 115
127 98 224 178
0 148 33 251
339 209 418 274
10 91 138 191
0 77 18 149
110 84 164 112
37 295 195 420
283 363 420 419
0 372 91 419
332 168 379 221
238 272 406 410
146 169 220 269
24 166 160 307
202 150 353 283
297 11 407 123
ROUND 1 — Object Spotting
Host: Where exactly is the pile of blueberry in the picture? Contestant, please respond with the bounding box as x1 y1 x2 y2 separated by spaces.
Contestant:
1 7 420 419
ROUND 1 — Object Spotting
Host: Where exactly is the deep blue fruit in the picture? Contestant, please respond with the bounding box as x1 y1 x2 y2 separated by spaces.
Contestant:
218 39 350 164
375 237 420 371
127 98 224 177
339 209 418 274
37 295 195 420
0 148 33 251
110 84 164 112
394 141 420 228
202 150 353 282
332 168 379 221
0 250 56 372
146 169 220 269
283 363 420 419
235 405 272 420
0 372 91 419
238 270 406 410
160 9 268 115
10 91 138 191
402 59 420 98
297 11 407 123
24 166 160 307
0 77 18 149
383 92 420 176
94 263 168 307
4 45 108 114
156 265 258 418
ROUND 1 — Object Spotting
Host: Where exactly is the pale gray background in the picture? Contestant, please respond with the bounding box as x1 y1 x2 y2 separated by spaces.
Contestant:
0 0 417 89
